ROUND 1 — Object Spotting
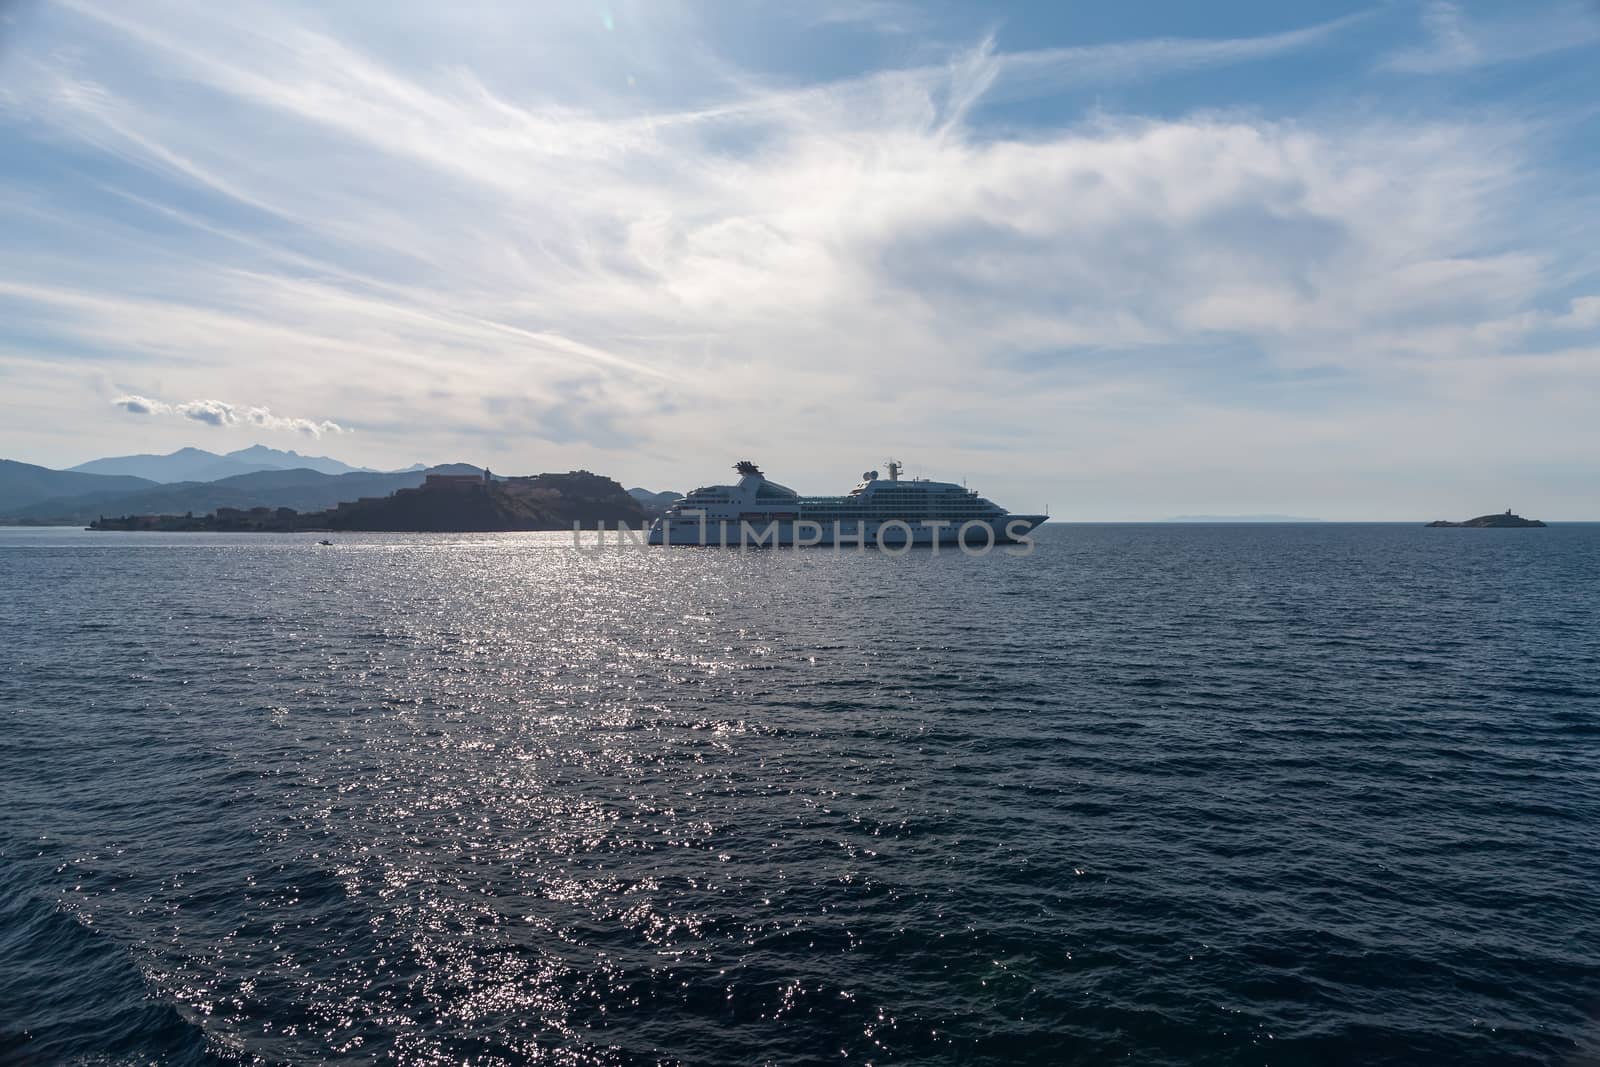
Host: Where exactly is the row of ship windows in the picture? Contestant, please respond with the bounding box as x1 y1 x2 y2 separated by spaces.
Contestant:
668 512 1005 521
802 507 997 514
675 501 997 511
688 492 977 500
684 500 983 508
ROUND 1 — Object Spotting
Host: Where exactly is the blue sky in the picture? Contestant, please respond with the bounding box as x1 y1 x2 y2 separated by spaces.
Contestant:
1 0 1597 518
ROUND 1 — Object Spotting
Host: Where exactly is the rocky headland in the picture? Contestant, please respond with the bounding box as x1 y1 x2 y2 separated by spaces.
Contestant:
90 470 646 532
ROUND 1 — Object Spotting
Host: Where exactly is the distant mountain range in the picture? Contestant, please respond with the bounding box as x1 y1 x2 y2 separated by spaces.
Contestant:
21 467 502 524
0 446 476 524
0 445 687 526
91 471 647 533
68 444 391 483
0 460 159 513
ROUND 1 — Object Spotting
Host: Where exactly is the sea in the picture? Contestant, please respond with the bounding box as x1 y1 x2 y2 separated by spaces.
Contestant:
2 523 1597 1066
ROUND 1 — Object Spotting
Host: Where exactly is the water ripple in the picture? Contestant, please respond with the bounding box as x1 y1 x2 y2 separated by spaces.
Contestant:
2 524 1599 1064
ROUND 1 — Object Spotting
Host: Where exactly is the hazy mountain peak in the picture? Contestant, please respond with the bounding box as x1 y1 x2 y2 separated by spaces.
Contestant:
219 444 371 475
226 445 310 461
66 443 382 483
69 447 229 482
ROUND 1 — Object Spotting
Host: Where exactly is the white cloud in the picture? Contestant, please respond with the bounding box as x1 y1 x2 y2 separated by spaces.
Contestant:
111 394 159 415
808 1 928 35
111 394 346 436
1382 1 1600 74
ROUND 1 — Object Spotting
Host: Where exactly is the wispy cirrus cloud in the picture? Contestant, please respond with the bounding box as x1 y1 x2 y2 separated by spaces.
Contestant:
1381 0 1600 73
0 1 1596 516
112 395 346 436
807 0 927 35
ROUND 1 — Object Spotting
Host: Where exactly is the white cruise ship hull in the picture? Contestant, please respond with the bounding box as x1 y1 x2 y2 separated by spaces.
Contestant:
646 515 1046 547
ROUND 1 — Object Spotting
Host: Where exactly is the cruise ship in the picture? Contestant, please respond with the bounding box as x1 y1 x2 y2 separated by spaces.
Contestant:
647 461 1047 547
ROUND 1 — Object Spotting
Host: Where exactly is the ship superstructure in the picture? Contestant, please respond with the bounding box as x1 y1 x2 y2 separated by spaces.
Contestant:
647 461 1046 547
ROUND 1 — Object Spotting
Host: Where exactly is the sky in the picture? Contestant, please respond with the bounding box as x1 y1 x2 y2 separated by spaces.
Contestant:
0 0 1597 519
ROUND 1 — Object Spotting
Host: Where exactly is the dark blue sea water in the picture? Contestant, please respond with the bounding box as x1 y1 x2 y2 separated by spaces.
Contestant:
3 523 1598 1065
